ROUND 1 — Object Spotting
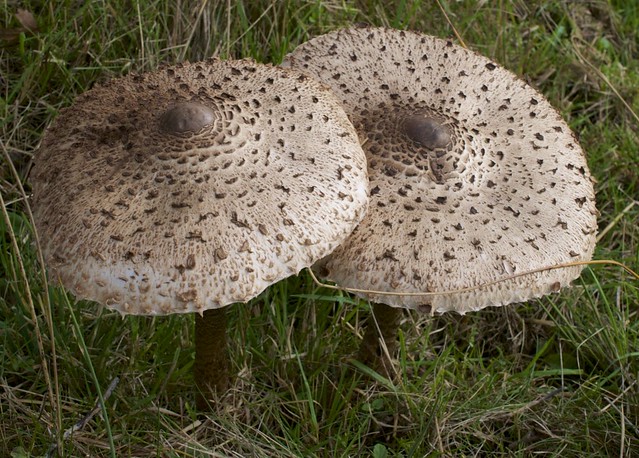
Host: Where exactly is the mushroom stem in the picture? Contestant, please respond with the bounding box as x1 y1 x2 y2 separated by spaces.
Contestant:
358 302 402 375
194 307 230 409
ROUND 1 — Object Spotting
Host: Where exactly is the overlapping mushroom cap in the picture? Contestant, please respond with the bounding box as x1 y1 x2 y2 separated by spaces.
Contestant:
283 27 598 314
31 59 369 315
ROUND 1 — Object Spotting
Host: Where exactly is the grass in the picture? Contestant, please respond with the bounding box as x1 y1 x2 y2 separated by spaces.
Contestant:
1 0 638 456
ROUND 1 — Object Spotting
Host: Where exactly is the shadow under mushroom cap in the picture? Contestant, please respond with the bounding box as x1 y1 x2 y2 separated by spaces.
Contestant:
283 27 598 314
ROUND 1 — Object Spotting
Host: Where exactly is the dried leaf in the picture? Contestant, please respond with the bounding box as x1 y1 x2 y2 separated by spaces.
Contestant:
15 8 38 33
0 9 39 45
0 28 24 43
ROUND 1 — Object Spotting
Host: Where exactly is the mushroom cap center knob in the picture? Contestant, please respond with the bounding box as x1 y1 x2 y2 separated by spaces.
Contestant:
160 102 217 134
403 114 451 150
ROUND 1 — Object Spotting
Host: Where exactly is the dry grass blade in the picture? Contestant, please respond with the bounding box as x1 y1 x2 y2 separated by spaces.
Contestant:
178 0 212 62
45 377 120 457
571 36 639 127
435 0 467 48
597 200 637 243
1 142 62 453
307 260 639 299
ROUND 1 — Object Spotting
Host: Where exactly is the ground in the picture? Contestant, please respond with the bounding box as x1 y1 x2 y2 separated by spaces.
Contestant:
1 1 638 456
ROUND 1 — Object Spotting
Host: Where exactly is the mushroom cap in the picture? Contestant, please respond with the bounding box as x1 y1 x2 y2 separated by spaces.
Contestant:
283 27 598 314
31 59 369 315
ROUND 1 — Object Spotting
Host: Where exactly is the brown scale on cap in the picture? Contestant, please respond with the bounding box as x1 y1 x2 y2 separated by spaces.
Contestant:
159 102 218 133
31 58 369 315
283 27 598 314
402 114 451 150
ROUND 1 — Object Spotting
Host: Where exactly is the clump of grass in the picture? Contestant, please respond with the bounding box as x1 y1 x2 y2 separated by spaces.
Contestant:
1 1 638 456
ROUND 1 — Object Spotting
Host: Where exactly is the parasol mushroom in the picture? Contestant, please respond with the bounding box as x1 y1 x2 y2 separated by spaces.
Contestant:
283 27 598 371
30 58 369 407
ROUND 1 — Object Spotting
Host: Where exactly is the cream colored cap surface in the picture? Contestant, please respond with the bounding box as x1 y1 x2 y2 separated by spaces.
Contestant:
284 27 598 314
31 59 369 315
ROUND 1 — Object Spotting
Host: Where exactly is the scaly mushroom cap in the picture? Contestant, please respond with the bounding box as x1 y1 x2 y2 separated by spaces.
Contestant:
31 59 369 315
283 27 598 314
